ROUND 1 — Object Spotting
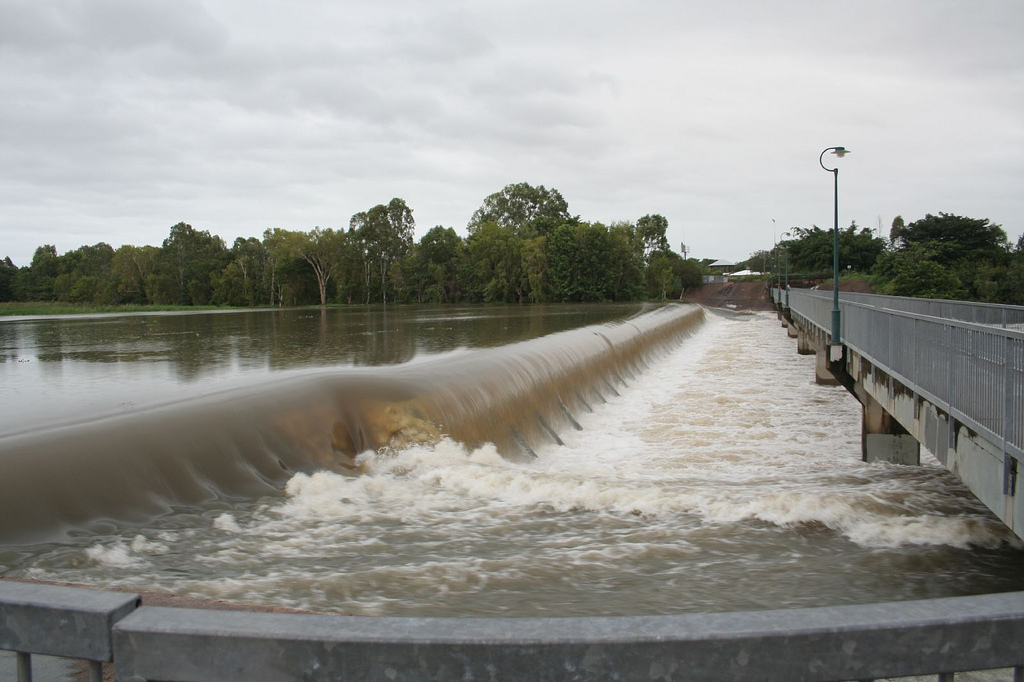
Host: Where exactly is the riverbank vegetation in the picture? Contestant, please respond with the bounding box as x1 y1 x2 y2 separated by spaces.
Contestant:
0 184 705 311
0 302 226 317
3 183 1021 312
740 213 1024 305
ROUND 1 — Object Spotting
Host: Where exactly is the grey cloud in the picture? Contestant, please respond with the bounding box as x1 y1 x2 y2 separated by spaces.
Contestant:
0 0 1022 268
0 0 227 55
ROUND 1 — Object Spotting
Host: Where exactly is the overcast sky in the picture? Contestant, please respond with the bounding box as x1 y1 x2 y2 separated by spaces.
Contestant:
1 0 1022 268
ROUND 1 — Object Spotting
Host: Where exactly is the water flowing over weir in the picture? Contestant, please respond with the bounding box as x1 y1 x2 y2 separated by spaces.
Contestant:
0 304 705 545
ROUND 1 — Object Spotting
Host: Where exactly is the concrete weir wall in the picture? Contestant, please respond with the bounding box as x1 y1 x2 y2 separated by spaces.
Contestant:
779 307 1023 542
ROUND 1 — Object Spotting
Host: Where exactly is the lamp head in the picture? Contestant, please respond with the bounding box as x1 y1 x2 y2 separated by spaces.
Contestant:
832 147 850 158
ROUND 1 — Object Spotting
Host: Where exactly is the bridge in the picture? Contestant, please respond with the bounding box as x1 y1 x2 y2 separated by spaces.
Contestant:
772 286 1024 542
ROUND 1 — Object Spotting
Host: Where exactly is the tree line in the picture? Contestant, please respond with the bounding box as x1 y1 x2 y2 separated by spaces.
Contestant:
742 213 1024 305
0 183 705 307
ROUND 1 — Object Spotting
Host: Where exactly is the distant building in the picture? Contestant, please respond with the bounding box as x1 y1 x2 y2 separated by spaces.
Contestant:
707 259 736 273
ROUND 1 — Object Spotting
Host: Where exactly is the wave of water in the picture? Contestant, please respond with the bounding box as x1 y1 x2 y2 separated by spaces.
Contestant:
0 304 704 543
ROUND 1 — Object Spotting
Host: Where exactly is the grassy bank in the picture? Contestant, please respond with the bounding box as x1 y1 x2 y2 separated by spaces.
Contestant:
0 302 229 317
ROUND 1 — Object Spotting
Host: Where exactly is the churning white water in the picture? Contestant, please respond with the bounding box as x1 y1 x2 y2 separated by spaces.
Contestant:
16 311 1024 616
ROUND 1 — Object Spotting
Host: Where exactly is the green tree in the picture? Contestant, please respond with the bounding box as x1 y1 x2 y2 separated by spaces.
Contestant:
547 223 581 302
335 227 365 305
464 221 525 303
674 257 705 295
890 213 1008 266
0 256 16 301
521 236 549 303
229 237 271 306
636 214 670 264
888 244 965 299
739 249 773 274
606 222 645 301
156 222 230 305
784 223 884 274
53 242 116 304
647 252 675 299
883 213 1013 301
211 262 248 306
261 228 295 306
297 226 344 306
15 245 60 301
110 245 158 304
468 182 574 238
998 258 1024 305
350 198 415 304
548 222 623 302
416 226 464 303
262 228 320 307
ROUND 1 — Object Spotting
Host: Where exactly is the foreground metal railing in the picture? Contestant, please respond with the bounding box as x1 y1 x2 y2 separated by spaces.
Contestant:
0 581 139 682
780 288 1024 464
3 581 1024 681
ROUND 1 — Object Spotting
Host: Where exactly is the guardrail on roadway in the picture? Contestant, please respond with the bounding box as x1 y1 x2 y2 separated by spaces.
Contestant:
3 581 1024 681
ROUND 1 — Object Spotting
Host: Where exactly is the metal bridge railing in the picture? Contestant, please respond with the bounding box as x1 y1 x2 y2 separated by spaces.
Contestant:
784 289 1024 463
3 581 1024 681
793 288 1024 329
0 580 139 682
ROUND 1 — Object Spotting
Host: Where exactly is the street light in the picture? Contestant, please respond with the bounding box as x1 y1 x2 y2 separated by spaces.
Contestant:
819 146 849 353
784 244 790 308
772 218 778 298
780 231 792 309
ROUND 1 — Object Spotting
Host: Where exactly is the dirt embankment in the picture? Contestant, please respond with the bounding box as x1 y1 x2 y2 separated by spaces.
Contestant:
680 279 876 312
680 281 775 311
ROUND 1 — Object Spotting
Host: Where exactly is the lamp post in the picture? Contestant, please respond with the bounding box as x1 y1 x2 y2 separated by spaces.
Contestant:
819 146 849 350
782 242 790 307
780 231 791 309
772 218 778 299
775 246 781 301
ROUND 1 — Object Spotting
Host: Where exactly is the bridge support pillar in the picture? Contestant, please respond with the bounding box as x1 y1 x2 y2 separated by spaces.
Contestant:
862 394 920 465
814 349 839 385
796 329 814 355
782 311 798 338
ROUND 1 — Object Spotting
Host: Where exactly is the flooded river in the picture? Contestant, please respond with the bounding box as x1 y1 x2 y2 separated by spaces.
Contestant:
1 304 1021 617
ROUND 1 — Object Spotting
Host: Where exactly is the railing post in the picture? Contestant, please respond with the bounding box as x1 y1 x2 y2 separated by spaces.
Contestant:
16 651 31 682
1005 333 1017 496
